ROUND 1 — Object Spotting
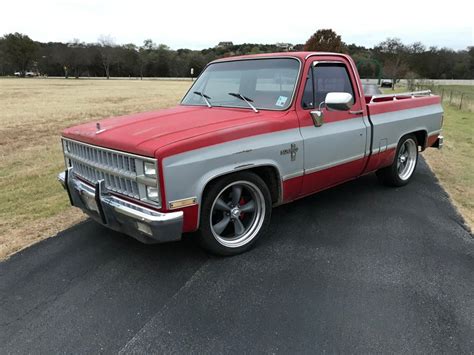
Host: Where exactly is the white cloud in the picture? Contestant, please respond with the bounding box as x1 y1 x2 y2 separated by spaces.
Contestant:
1 0 473 49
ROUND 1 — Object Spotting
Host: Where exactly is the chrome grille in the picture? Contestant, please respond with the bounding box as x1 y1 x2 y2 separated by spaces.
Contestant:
62 139 160 206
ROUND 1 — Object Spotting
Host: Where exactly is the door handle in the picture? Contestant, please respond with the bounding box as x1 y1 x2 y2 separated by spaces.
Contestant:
349 110 364 115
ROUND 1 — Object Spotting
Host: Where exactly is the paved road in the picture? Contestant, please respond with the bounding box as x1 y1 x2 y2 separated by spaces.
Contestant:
1 159 473 354
362 83 383 96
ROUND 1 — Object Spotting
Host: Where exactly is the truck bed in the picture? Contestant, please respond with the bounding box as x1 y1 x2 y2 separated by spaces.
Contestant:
363 91 443 171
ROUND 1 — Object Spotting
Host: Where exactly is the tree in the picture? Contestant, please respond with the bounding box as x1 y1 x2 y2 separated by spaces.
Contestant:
67 39 90 78
374 38 409 90
1 32 38 75
469 47 474 78
98 35 116 79
303 29 345 53
138 39 155 79
119 43 140 77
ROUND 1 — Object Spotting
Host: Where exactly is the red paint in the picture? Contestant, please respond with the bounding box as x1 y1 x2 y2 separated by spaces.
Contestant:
363 148 397 172
367 95 441 115
300 158 367 197
282 176 303 202
157 111 300 158
282 148 397 204
282 159 366 204
426 133 440 148
179 204 199 232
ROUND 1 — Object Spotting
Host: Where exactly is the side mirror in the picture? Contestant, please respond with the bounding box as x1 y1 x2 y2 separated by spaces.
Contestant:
325 92 354 111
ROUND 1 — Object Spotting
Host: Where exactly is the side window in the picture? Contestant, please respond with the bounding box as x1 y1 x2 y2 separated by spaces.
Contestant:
301 68 313 109
301 62 355 109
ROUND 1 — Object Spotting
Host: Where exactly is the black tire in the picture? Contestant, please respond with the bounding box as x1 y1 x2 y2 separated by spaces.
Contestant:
376 134 419 187
198 171 272 256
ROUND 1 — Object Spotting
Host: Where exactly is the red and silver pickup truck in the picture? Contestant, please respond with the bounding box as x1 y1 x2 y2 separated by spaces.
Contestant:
58 52 443 255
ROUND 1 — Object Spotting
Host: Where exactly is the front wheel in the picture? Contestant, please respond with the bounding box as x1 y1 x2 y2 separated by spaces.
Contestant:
376 134 419 187
198 172 272 256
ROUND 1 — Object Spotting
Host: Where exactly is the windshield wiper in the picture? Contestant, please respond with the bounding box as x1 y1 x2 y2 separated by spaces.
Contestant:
193 91 212 108
228 92 259 113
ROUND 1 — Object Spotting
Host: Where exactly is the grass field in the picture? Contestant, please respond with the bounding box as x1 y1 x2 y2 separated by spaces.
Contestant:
385 85 473 230
0 78 192 259
422 98 473 230
0 79 472 259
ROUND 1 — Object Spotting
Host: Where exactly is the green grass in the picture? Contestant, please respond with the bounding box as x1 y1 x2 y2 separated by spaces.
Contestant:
384 85 473 229
414 84 474 112
423 105 473 229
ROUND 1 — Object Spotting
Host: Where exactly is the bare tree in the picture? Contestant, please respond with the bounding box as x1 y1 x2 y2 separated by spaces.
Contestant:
98 35 115 79
375 38 409 90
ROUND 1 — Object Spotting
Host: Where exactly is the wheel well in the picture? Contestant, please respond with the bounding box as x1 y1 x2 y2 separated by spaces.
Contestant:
411 130 427 151
202 166 281 205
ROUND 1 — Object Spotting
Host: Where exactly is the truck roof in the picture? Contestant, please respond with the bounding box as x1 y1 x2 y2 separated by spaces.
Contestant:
210 51 352 64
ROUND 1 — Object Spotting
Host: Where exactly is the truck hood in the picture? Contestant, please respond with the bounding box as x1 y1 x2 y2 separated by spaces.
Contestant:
62 105 287 157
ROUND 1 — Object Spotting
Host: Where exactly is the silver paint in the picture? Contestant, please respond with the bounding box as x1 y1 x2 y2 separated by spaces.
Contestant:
162 128 304 206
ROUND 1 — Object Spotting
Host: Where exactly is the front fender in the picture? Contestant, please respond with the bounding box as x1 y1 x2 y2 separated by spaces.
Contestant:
161 128 304 210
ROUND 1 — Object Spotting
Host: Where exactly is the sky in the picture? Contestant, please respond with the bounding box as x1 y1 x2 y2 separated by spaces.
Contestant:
1 0 473 50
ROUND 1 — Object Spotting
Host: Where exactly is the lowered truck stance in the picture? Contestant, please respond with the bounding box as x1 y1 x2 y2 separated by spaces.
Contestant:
58 52 443 255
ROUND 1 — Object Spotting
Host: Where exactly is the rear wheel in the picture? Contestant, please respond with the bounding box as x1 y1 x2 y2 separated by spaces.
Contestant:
377 134 418 187
198 172 272 256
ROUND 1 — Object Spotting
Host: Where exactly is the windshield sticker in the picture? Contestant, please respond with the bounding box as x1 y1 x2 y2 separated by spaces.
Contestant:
275 96 288 107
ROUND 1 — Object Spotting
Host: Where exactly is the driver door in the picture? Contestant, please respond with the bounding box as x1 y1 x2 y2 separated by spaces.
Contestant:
297 59 370 196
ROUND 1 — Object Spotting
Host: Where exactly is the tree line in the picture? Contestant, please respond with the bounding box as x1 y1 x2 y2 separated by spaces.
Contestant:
0 30 472 80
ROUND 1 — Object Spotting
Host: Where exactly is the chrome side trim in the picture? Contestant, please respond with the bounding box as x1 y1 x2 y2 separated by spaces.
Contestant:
372 143 398 154
282 170 304 181
304 153 365 175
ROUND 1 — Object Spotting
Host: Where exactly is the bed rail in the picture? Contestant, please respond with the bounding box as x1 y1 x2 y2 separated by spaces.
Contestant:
369 90 432 104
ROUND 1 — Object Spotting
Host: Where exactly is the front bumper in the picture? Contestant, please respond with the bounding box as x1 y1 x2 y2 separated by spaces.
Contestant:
58 168 183 244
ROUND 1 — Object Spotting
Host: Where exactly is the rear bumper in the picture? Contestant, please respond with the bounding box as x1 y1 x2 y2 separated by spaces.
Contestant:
433 135 444 150
58 169 183 244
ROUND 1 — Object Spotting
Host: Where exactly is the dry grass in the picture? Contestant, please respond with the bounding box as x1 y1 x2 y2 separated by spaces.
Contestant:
423 105 473 230
0 78 191 259
384 86 473 231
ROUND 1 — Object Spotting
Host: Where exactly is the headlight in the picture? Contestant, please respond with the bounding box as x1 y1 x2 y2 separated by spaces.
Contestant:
140 160 161 207
146 186 160 201
144 161 157 177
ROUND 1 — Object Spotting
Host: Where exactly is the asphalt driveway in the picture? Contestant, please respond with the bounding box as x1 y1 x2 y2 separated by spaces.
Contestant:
1 159 473 353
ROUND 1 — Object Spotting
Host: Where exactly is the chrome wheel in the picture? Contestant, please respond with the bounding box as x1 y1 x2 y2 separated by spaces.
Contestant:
210 181 266 248
397 138 417 181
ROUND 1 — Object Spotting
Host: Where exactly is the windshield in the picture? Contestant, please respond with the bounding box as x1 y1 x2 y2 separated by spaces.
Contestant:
181 58 300 111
